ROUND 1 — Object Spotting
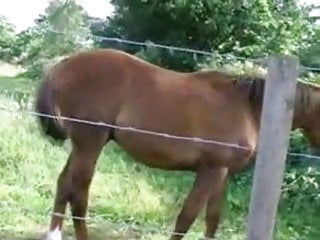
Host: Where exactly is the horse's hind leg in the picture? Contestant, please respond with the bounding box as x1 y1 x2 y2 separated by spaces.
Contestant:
205 168 228 239
45 125 109 240
169 167 227 240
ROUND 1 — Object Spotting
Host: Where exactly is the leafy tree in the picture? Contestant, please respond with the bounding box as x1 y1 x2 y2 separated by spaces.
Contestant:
0 16 17 62
19 0 93 79
98 0 317 71
40 0 92 56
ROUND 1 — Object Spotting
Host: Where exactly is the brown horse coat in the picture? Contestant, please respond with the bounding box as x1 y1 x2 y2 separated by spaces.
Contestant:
36 49 320 240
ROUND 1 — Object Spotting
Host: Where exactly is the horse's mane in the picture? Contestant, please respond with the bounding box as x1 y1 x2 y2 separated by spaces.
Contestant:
195 69 320 114
229 73 320 114
192 69 265 105
231 74 266 107
193 70 320 115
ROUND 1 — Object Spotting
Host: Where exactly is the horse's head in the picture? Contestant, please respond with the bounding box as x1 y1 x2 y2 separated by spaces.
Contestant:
296 83 320 155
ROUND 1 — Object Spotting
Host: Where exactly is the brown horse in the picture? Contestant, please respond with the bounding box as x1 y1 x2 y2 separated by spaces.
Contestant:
35 49 320 240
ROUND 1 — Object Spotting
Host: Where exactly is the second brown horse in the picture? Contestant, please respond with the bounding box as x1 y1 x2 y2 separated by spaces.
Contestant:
35 49 320 240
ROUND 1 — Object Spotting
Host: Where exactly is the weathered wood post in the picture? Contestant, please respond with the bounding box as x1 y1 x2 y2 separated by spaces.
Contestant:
245 56 299 240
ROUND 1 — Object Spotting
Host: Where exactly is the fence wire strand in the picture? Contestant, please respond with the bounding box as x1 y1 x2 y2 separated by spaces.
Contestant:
51 211 214 240
50 28 256 62
91 33 320 72
1 106 320 161
0 106 252 150
48 29 320 72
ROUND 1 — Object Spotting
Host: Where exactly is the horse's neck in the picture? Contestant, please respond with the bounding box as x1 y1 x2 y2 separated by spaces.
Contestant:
291 84 315 130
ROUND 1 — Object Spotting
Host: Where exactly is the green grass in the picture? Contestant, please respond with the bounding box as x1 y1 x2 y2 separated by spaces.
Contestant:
0 75 35 91
0 72 319 240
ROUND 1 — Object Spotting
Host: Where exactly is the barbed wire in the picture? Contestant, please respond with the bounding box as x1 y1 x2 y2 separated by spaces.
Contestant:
48 29 320 73
287 152 320 160
51 211 214 240
302 66 320 72
0 106 252 150
49 28 257 62
1 106 320 161
92 34 320 73
91 35 254 62
0 207 211 239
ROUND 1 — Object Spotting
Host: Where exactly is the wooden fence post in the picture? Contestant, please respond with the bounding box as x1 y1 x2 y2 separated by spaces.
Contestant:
245 56 299 240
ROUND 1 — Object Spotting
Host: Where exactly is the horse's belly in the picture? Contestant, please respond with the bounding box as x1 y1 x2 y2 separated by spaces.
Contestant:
114 133 201 171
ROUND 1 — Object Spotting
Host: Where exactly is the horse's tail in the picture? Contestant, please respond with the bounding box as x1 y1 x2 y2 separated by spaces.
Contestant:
35 74 68 141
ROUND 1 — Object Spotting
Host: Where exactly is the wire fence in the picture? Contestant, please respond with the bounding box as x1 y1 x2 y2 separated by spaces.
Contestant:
50 28 259 62
91 34 254 62
90 34 320 73
0 107 252 150
48 29 320 73
51 211 212 240
1 28 320 240
1 106 320 161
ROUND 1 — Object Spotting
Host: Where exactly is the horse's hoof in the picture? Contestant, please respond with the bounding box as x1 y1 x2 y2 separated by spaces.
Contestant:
43 228 62 240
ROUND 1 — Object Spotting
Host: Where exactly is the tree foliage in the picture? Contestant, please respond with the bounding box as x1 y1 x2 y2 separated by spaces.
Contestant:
0 16 17 62
14 0 93 79
299 26 320 71
99 0 318 71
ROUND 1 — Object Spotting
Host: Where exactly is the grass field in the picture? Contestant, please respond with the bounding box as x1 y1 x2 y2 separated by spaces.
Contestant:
0 66 320 240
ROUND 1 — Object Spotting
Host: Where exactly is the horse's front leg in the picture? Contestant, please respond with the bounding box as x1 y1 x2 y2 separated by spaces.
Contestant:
45 126 109 240
169 167 227 240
